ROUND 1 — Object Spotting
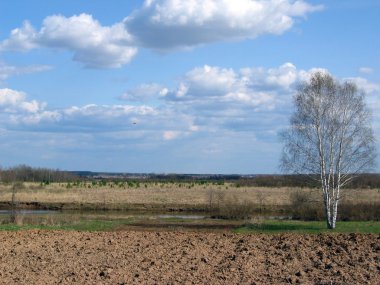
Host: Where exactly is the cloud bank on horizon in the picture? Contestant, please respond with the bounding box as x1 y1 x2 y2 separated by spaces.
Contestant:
1 63 379 144
0 0 379 173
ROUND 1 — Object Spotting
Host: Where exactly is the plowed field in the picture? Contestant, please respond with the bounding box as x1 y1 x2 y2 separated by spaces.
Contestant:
0 231 379 284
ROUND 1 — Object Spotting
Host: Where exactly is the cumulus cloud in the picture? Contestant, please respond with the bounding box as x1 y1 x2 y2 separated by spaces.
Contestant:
1 1 321 67
0 88 60 125
120 83 167 102
0 21 38 52
127 63 315 135
0 88 48 114
125 0 322 49
163 63 312 112
0 88 27 106
0 14 137 68
0 88 47 116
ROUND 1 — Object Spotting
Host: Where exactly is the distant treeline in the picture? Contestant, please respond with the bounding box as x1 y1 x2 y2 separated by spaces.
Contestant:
138 174 240 183
235 174 380 189
1 165 380 189
72 172 240 182
236 175 317 188
0 165 79 183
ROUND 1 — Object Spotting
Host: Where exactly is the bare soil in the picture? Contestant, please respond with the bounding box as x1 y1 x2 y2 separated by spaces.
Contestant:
0 230 378 284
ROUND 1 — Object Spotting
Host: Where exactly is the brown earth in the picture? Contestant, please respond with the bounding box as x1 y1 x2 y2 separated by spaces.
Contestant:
0 231 379 284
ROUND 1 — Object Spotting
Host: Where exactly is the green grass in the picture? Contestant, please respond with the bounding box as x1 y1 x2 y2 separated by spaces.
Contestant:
234 220 380 234
0 218 379 233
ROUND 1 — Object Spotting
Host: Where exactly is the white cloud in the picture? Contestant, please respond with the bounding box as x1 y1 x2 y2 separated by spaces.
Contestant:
155 63 321 134
64 104 157 118
166 65 241 101
297 67 329 82
0 1 321 67
240 62 298 90
20 100 45 113
0 21 38 52
0 64 336 130
163 63 310 110
175 83 188 98
163 130 181 140
0 64 378 174
120 83 166 102
345 77 380 94
0 14 137 68
16 110 62 125
186 65 236 92
0 88 26 106
0 88 60 125
358 67 374 74
223 91 274 107
1 63 379 173
0 62 52 81
0 88 47 114
2 63 379 146
125 0 322 49
265 62 299 88
57 103 175 134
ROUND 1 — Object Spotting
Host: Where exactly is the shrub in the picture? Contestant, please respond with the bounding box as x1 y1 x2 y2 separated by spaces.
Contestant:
207 189 254 219
289 190 324 221
338 202 380 221
289 190 380 221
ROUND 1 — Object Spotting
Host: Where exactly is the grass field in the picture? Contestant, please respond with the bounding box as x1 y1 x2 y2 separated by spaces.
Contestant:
0 182 379 210
235 220 380 234
0 219 378 234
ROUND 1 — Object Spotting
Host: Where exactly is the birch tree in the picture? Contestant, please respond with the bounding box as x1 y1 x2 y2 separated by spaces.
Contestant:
281 72 376 229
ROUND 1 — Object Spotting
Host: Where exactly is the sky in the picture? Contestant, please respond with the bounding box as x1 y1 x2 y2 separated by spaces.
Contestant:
0 0 379 174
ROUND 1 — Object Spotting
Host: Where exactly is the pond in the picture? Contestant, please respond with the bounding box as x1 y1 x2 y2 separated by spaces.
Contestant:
0 210 56 215
0 209 292 231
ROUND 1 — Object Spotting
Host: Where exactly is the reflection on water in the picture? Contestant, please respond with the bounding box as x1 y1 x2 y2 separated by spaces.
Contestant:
158 214 205 219
0 210 55 215
0 209 211 225
0 209 292 231
0 209 290 220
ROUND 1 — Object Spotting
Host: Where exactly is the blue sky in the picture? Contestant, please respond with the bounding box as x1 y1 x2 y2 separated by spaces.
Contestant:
0 0 379 174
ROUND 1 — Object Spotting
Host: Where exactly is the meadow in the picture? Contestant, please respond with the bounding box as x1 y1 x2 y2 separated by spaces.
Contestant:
0 181 378 210
0 181 378 232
